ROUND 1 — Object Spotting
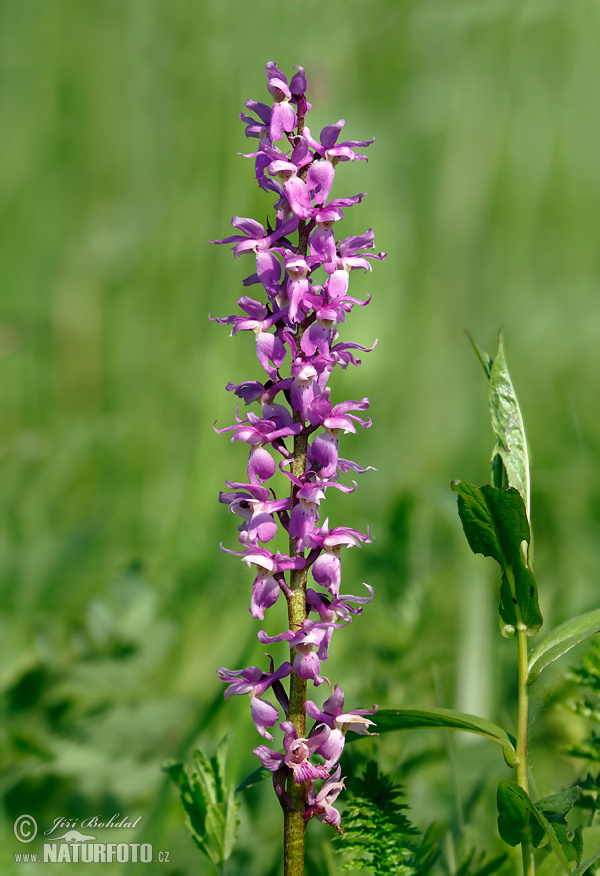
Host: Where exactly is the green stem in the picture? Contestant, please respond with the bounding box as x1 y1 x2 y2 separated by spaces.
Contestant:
283 672 307 876
283 407 309 876
283 563 308 875
516 621 535 876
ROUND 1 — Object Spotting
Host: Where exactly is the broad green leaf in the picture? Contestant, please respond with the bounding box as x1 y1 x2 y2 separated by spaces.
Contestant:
452 481 542 636
527 610 600 684
499 561 542 638
452 481 528 567
372 707 519 768
531 788 582 857
497 780 534 847
536 787 581 820
497 781 579 874
488 334 530 519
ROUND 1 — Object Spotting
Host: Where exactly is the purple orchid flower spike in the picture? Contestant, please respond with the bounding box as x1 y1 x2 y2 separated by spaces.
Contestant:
212 64 382 854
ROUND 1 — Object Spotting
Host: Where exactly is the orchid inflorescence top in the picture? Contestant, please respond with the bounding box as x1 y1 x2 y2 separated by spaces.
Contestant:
212 62 385 833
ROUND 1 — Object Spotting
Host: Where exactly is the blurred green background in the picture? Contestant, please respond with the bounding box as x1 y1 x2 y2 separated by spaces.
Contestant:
3 0 600 873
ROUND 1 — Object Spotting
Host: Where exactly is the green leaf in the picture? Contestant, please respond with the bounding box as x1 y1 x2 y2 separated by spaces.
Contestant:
466 331 493 379
527 610 600 684
164 740 240 866
531 788 582 854
201 792 241 866
488 334 530 518
212 733 229 798
236 765 271 792
452 481 528 567
451 481 542 636
223 782 239 861
496 781 580 874
536 787 581 820
192 748 219 805
497 780 534 847
334 761 437 875
372 707 519 768
203 803 230 864
538 825 600 875
499 561 542 638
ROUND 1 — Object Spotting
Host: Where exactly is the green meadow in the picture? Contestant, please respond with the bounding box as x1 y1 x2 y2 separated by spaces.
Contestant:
3 1 600 872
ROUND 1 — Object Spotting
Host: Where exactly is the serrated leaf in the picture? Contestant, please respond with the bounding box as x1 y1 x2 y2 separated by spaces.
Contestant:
191 749 219 805
165 741 239 866
527 610 600 684
223 782 240 860
203 803 229 864
452 481 542 636
212 733 230 799
488 334 530 518
371 707 519 768
199 795 241 866
497 781 579 874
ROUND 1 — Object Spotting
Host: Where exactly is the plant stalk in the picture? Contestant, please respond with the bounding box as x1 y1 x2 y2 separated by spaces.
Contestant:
283 395 309 876
516 620 535 876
